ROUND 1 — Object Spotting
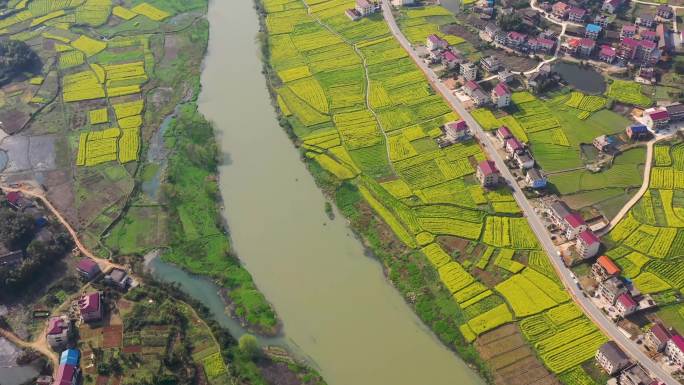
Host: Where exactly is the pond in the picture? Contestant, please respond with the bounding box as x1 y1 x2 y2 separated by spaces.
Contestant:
0 337 40 385
553 62 606 94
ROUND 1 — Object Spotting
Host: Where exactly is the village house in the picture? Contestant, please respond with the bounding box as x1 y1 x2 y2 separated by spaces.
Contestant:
494 30 508 45
596 341 631 375
46 316 71 351
491 83 511 108
53 363 79 385
598 276 628 305
665 334 684 367
427 34 448 51
355 0 376 16
644 108 670 130
657 4 673 19
621 24 638 40
442 120 469 142
656 24 669 51
615 292 638 317
485 23 500 40
646 322 672 352
640 29 657 42
564 212 587 239
514 151 535 169
578 38 596 57
599 45 616 63
594 14 610 28
505 137 524 155
460 62 478 81
78 291 103 323
480 56 501 73
585 24 602 39
105 268 130 290
577 229 600 258
60 349 79 367
507 31 526 47
535 38 556 53
345 8 362 20
547 200 572 227
441 50 464 70
76 258 100 281
626 124 650 141
666 103 684 122
552 1 570 19
391 0 415 6
6 191 33 209
496 126 513 142
498 68 514 83
477 160 500 187
463 80 489 105
592 255 621 282
636 13 655 29
567 7 586 23
526 168 547 189
602 0 623 14
526 64 551 93
593 134 615 152
619 364 654 385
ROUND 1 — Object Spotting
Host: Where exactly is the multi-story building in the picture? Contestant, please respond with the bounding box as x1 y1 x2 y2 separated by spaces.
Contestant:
496 126 512 142
585 24 602 39
636 13 655 28
491 83 511 108
78 291 103 323
46 316 71 351
602 0 623 14
507 31 527 47
646 322 672 352
427 34 448 51
576 229 600 258
615 293 638 317
591 255 620 282
657 4 674 19
526 168 547 189
599 45 617 63
578 38 596 57
665 334 684 367
619 364 654 385
505 137 524 155
355 0 376 16
666 103 684 122
476 160 500 187
514 152 535 169
552 1 569 19
480 56 501 73
463 80 489 105
596 341 631 375
598 276 627 305
568 7 586 23
76 258 101 281
460 62 478 81
621 24 638 40
644 108 670 130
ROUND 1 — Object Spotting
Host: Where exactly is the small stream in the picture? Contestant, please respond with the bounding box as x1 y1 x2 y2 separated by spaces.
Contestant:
141 112 175 200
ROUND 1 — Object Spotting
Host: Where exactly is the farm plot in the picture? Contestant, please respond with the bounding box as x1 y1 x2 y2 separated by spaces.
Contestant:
606 80 652 107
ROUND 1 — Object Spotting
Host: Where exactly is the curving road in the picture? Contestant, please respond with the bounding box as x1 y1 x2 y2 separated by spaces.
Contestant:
380 1 678 383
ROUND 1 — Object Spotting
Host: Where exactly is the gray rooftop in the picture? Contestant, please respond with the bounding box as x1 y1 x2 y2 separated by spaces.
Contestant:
599 341 630 366
549 201 571 218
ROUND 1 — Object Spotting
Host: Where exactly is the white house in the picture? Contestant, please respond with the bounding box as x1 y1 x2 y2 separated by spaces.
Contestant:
491 83 511 108
665 334 684 367
576 230 600 258
426 34 448 51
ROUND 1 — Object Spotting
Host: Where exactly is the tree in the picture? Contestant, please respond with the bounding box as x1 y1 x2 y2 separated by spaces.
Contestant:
0 208 35 248
0 40 39 86
238 334 260 359
497 13 524 32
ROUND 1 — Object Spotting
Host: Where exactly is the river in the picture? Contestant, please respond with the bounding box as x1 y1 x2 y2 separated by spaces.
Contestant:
153 1 485 385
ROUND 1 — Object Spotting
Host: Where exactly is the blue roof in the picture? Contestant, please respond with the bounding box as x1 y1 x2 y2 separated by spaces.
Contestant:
630 124 648 132
586 24 602 33
60 349 80 366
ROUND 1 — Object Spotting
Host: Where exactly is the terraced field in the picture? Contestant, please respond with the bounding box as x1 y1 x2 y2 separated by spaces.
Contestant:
263 1 606 384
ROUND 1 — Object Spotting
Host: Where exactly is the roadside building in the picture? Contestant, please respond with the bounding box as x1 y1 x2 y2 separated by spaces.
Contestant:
621 25 638 40
526 168 547 188
46 316 70 351
76 258 100 281
497 68 514 83
444 120 469 142
480 56 501 73
585 24 602 39
505 137 524 155
460 62 478 81
78 291 103 323
391 0 415 6
567 7 586 23
577 229 600 258
602 0 622 14
615 292 638 317
463 80 489 105
636 13 655 29
598 277 627 305
53 364 79 385
593 135 615 152
665 334 684 367
578 38 596 57
494 30 507 45
619 364 654 385
535 38 556 53
552 1 569 19
104 268 130 290
657 4 673 19
596 341 631 375
441 50 463 70
496 126 513 142
644 108 670 130
507 31 526 47
564 212 587 239
491 83 511 108
514 152 535 169
547 200 572 227
646 323 672 352
60 349 80 366
626 124 650 141
592 255 621 282
599 45 616 63
426 34 448 51
618 37 640 60
476 160 500 187
666 103 684 122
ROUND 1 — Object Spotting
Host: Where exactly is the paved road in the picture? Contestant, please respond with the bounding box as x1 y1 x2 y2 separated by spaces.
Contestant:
380 1 678 383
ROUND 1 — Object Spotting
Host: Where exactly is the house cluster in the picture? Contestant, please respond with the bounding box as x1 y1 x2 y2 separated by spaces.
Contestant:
646 322 684 369
496 126 548 189
592 255 655 318
643 102 684 131
345 0 379 21
595 341 661 385
484 23 557 55
545 200 600 258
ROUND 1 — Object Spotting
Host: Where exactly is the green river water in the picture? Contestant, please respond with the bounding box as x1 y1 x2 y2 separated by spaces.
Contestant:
152 1 486 384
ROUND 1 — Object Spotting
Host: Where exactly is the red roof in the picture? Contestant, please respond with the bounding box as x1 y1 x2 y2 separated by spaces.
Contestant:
553 2 569 11
497 126 512 139
671 334 684 352
54 364 77 385
478 160 498 176
568 38 581 47
622 37 640 48
494 83 510 97
564 213 586 228
649 110 670 121
79 292 100 313
569 7 586 16
442 50 457 62
47 317 67 335
600 45 616 57
651 323 672 342
597 255 620 275
579 230 599 245
464 80 480 91
639 39 656 50
579 38 595 48
428 34 445 45
506 138 523 151
538 38 555 47
508 31 526 41
641 30 656 37
617 292 637 308
6 191 20 204
356 0 372 8
447 120 467 131
76 258 99 274
622 24 637 33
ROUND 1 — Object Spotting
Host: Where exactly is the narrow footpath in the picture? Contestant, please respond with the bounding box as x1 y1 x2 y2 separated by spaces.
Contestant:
380 1 678 383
